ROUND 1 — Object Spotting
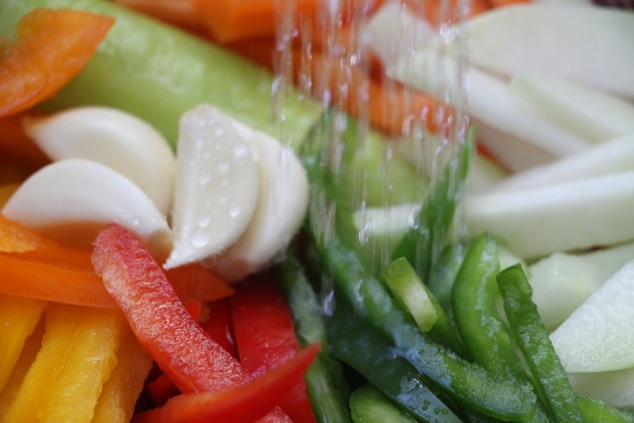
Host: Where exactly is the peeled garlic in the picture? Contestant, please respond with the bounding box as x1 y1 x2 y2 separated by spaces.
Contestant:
24 107 176 215
213 119 309 282
164 105 258 269
2 159 173 260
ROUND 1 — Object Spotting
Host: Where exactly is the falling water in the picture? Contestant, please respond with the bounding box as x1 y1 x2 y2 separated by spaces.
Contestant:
272 0 470 274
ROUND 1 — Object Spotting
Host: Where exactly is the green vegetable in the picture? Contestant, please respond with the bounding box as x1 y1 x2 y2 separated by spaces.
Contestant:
326 296 462 423
382 257 438 332
314 231 537 420
0 0 323 148
452 233 524 378
383 257 464 355
577 397 634 423
278 256 352 423
349 385 417 423
497 264 583 422
392 127 474 283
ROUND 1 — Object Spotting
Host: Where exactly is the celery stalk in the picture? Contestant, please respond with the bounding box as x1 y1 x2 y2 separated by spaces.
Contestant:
0 0 323 148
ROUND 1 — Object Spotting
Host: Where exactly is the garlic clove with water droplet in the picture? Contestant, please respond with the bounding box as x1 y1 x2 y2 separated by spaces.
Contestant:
23 106 176 215
212 118 309 282
1 158 173 260
164 105 259 269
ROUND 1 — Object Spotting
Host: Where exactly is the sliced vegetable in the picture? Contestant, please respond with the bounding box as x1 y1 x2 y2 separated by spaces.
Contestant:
452 233 527 379
327 297 462 423
497 264 583 422
0 8 114 117
349 385 417 423
2 159 173 260
0 0 324 147
0 213 56 253
132 343 319 423
230 275 316 423
550 258 634 373
278 255 353 423
465 171 634 260
2 304 123 422
164 263 234 305
467 4 634 101
510 73 634 143
92 223 250 393
0 316 44 421
92 325 153 423
191 0 318 43
382 256 438 333
165 105 258 269
212 117 309 282
24 106 176 214
0 295 47 392
0 253 117 308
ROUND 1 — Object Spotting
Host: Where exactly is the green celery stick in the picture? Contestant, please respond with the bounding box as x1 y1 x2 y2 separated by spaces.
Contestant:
0 0 323 148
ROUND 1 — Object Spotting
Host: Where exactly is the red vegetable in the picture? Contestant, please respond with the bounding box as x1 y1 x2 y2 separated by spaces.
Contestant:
92 223 250 393
92 224 315 421
133 343 319 423
231 275 316 423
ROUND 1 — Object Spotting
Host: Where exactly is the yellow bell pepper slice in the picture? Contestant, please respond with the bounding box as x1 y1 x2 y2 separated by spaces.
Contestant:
3 304 124 423
0 315 44 421
0 295 47 392
92 324 153 423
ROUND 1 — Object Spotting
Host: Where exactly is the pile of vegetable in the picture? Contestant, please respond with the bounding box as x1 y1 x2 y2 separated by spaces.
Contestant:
1 0 634 422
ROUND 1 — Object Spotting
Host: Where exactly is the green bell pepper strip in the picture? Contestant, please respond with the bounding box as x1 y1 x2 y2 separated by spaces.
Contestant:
326 295 463 423
383 257 465 356
497 264 583 423
0 0 323 148
391 127 474 283
278 256 352 423
452 232 524 379
577 397 634 423
300 119 537 420
349 385 418 423
314 231 537 420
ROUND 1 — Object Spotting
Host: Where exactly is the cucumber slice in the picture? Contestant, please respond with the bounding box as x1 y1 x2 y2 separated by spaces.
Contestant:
350 385 417 423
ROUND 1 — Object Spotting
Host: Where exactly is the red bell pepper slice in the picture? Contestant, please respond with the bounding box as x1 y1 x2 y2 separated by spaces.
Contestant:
230 275 317 423
202 297 237 356
132 342 319 423
92 223 251 393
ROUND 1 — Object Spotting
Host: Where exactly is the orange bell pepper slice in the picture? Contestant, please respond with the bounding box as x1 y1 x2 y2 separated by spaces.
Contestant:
0 8 115 117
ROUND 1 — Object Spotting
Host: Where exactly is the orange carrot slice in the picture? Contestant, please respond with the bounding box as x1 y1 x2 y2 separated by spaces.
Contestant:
0 8 114 117
192 0 319 43
0 253 117 308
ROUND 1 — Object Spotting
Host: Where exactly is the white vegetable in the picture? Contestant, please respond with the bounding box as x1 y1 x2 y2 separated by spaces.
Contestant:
464 172 634 260
529 242 634 329
1 159 173 260
24 107 176 215
362 5 591 171
550 259 634 373
468 5 634 100
165 105 258 269
493 133 634 192
212 119 309 282
510 73 634 143
568 367 634 409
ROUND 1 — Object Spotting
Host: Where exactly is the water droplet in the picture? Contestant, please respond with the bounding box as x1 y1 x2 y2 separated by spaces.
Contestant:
198 213 212 228
198 171 211 185
233 144 248 158
191 228 210 248
218 162 230 173
214 126 225 137
229 205 242 218
219 197 227 204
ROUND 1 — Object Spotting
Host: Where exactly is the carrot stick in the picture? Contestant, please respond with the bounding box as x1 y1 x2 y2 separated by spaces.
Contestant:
0 8 114 117
0 253 117 308
191 0 319 43
112 0 206 32
0 114 50 177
